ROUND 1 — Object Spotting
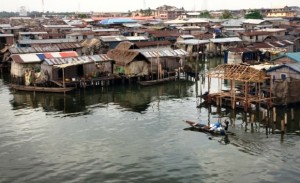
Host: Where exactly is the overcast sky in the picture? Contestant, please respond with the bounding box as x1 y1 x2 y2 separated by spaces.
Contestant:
1 0 299 12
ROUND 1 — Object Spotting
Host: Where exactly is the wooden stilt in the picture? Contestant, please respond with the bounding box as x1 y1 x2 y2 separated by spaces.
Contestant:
273 107 276 123
281 120 285 134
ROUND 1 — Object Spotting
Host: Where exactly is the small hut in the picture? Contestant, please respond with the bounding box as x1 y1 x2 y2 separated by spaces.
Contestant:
42 54 114 87
266 62 300 105
10 51 78 85
107 49 150 77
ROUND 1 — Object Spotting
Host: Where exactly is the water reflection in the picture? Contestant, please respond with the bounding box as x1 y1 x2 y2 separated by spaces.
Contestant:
10 81 194 114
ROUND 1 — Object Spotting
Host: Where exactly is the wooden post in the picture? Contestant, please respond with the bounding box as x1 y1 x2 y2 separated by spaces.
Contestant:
233 80 236 109
208 76 211 94
269 78 272 107
284 112 287 126
251 113 254 123
258 82 261 108
62 68 65 88
291 108 294 121
220 78 222 107
244 82 248 112
281 119 285 134
273 107 276 123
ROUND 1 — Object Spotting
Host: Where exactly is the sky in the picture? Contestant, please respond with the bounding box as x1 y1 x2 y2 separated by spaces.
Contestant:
0 0 299 12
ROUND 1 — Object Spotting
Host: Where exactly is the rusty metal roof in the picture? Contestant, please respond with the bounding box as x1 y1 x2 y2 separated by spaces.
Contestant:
139 48 187 58
11 51 78 64
135 40 172 48
9 46 60 54
18 39 78 45
44 54 113 67
31 43 82 49
147 30 181 38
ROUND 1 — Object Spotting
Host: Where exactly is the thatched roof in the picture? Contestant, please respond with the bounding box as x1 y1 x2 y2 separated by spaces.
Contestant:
207 64 269 83
114 41 138 50
81 38 100 48
107 49 148 66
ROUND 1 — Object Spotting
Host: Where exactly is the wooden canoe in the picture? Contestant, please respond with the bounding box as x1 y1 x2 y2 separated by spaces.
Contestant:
184 120 232 135
10 84 75 93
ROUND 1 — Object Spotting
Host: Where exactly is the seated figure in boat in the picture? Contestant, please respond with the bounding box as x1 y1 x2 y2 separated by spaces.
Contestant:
192 120 229 134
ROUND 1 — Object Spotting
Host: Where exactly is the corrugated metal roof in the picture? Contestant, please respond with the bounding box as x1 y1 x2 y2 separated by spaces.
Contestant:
126 36 149 41
99 18 137 25
267 62 300 73
100 35 127 42
139 48 187 58
271 52 300 62
177 26 202 30
210 37 242 43
19 32 48 35
286 52 300 62
19 39 77 45
92 28 120 32
0 24 11 28
44 54 113 66
43 25 74 28
9 46 60 54
123 23 143 28
242 19 267 24
11 54 42 63
176 39 210 45
134 40 172 48
11 51 78 64
31 43 82 49
179 35 195 39
0 34 14 37
286 63 300 73
221 19 243 27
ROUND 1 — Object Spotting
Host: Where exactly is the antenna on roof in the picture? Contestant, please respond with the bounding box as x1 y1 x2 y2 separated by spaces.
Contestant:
42 0 44 13
143 0 146 9
201 0 208 11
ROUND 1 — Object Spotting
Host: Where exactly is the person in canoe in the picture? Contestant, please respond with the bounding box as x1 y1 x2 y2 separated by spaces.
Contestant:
186 120 230 135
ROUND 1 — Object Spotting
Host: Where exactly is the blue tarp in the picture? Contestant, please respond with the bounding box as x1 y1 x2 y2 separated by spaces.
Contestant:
99 18 137 25
36 53 46 60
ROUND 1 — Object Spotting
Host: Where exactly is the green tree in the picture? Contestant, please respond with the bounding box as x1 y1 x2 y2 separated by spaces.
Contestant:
127 10 132 17
200 11 212 18
244 10 263 19
147 8 151 16
221 10 233 19
78 14 87 18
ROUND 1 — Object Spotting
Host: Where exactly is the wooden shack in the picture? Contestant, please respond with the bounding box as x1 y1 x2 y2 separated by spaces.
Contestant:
42 54 114 87
266 62 300 105
10 51 78 85
107 49 150 76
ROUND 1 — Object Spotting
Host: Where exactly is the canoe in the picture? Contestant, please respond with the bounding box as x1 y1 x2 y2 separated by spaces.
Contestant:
10 84 75 93
138 77 176 86
184 120 232 135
